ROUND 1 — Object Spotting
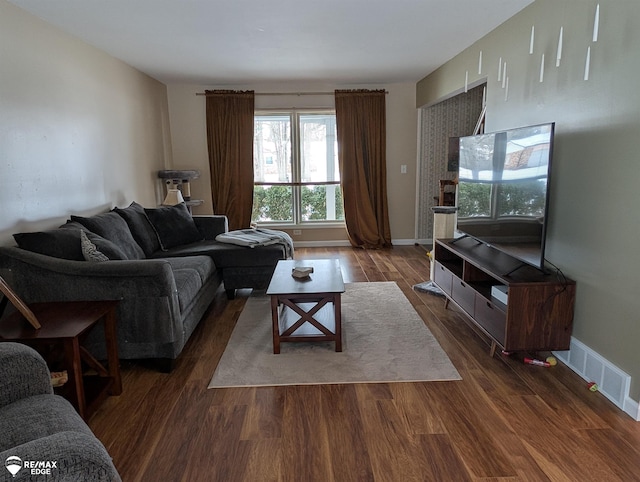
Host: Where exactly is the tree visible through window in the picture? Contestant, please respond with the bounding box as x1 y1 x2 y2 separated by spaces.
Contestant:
252 111 344 224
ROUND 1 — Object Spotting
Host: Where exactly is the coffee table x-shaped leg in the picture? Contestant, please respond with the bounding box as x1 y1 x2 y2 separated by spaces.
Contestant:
270 292 342 354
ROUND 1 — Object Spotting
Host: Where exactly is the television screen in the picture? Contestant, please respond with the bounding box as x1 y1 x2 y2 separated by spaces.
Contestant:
456 122 555 269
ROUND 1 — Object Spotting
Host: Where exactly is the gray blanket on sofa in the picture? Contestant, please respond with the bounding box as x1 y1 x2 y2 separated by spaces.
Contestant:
215 228 294 259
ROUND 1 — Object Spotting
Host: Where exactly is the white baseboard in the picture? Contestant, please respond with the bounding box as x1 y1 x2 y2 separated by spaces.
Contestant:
624 398 640 421
554 338 638 420
293 239 421 248
293 240 352 248
392 238 419 246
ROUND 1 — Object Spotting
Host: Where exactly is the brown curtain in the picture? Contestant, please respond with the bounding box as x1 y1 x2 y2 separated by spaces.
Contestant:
335 89 391 248
205 90 255 230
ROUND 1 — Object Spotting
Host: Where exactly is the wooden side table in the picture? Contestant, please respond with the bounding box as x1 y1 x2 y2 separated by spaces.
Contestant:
0 300 122 420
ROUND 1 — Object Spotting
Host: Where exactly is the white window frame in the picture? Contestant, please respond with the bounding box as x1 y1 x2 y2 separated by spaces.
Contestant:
253 109 344 227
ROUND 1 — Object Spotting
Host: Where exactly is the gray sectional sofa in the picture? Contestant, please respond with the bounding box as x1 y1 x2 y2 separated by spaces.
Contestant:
0 202 289 369
0 342 121 481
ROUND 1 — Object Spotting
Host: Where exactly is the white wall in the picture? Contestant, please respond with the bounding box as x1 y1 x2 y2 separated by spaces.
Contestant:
0 0 171 244
166 82 418 243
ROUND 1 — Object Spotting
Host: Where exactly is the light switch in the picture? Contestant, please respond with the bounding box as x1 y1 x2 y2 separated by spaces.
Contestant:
401 165 407 174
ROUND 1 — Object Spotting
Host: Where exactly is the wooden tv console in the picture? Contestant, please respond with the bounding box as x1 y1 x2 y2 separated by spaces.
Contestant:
433 237 576 356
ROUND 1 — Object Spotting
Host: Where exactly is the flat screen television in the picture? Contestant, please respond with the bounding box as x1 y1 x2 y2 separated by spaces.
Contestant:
456 122 555 270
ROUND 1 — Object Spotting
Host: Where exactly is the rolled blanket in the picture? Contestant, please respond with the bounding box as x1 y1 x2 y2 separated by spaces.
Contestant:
215 228 294 258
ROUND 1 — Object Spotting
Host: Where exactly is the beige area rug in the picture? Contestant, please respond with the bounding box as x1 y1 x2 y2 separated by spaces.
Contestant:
208 282 461 388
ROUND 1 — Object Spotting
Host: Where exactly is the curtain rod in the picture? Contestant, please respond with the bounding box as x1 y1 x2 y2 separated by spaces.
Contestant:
196 91 388 97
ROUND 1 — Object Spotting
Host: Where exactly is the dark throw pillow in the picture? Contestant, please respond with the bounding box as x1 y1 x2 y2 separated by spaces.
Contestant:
144 203 203 250
84 232 128 260
71 211 145 260
59 220 127 260
13 228 127 261
14 229 85 260
113 201 161 256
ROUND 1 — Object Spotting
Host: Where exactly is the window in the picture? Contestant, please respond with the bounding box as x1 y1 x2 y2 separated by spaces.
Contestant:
252 110 344 224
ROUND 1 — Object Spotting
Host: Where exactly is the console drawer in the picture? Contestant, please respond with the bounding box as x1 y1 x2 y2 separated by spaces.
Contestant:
451 277 475 316
475 297 507 345
433 261 453 296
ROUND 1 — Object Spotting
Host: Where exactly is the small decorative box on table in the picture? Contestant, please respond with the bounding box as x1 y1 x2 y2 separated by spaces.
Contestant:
266 259 345 354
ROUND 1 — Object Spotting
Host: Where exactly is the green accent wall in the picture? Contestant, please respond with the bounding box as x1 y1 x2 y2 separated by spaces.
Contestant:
417 0 640 403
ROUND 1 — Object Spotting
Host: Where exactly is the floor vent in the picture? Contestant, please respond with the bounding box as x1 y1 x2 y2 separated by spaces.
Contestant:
554 337 638 420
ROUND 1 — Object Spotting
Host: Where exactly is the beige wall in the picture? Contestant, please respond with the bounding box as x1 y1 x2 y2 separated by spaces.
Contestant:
0 0 171 245
417 0 640 403
166 82 418 244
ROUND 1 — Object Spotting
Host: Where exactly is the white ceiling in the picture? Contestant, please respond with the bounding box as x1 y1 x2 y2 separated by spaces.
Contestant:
10 0 533 85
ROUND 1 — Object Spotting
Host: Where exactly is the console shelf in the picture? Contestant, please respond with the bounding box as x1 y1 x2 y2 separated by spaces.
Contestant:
433 237 576 356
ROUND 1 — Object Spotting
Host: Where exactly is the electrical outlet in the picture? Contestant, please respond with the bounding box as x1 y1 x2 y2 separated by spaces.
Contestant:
293 229 302 235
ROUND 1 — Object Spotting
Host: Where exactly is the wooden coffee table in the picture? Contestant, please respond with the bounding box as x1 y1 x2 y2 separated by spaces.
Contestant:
266 259 345 354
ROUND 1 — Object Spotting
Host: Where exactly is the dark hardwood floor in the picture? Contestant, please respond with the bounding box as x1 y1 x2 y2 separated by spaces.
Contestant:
89 246 640 481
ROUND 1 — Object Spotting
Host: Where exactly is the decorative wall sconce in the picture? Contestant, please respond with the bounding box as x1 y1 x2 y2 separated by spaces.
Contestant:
529 26 535 54
585 3 599 81
502 62 507 89
556 27 563 67
584 47 591 81
478 5 600 93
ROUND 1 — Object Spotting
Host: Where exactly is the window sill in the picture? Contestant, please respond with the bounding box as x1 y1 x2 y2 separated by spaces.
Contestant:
255 222 346 230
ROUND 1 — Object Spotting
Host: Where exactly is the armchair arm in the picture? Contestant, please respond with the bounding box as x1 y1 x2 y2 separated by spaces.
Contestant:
0 343 52 409
193 215 228 240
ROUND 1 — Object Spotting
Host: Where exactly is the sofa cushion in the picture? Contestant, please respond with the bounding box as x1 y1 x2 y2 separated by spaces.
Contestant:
144 203 203 250
14 229 85 261
13 229 127 261
150 239 286 268
154 256 215 314
61 222 128 260
113 202 162 256
89 235 127 260
172 268 205 313
71 212 145 260
162 256 215 285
